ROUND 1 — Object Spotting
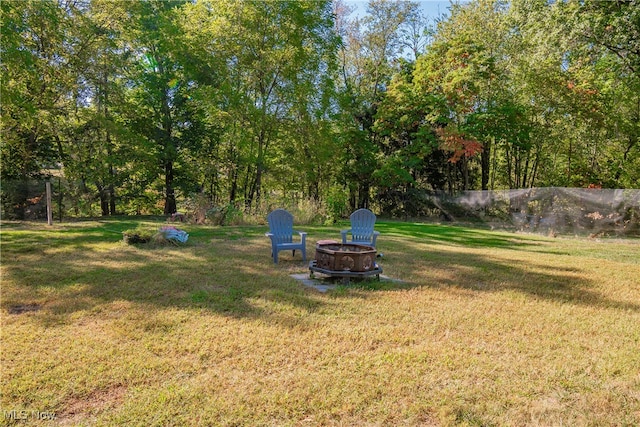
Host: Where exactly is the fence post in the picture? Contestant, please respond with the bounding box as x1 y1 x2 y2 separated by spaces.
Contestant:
46 181 53 225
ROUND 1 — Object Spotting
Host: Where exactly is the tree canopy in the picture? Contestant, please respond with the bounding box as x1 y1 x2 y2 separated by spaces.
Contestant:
2 0 638 219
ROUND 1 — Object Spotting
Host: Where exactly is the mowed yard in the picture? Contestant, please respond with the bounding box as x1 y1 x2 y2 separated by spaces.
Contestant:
1 218 639 426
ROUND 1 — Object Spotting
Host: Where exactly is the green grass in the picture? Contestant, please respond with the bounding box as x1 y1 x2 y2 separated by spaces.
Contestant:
1 218 639 426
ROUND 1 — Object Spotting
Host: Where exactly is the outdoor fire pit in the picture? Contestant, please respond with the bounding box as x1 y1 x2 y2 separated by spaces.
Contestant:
309 241 382 284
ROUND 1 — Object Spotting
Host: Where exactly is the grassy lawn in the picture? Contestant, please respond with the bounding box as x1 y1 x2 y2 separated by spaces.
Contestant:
1 218 639 426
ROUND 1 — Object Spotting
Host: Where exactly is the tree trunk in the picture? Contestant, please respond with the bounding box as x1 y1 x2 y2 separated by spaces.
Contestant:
481 139 490 190
567 139 572 184
462 157 469 191
106 129 116 215
97 184 109 216
349 184 357 212
359 181 370 209
164 160 176 215
109 183 116 215
254 162 263 213
229 166 238 203
506 146 514 188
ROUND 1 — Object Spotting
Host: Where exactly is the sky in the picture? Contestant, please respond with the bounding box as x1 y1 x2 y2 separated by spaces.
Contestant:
345 0 471 21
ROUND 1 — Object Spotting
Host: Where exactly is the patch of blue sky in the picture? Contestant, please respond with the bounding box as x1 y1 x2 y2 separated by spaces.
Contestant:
344 0 470 21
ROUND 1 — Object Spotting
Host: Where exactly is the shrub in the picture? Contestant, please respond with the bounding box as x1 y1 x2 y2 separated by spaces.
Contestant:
182 193 213 224
325 185 349 223
206 202 244 226
291 198 325 225
122 227 154 244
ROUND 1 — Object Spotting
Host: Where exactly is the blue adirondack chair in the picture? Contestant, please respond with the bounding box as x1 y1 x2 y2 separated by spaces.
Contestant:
265 209 307 264
341 208 380 248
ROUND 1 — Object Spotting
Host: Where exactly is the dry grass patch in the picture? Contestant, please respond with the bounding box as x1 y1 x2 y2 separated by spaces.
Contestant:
1 219 639 426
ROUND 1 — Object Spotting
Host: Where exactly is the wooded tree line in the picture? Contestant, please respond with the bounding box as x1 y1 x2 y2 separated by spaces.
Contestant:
2 0 639 219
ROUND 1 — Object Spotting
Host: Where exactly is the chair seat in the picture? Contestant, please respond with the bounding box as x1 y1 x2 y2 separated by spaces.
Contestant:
277 242 305 250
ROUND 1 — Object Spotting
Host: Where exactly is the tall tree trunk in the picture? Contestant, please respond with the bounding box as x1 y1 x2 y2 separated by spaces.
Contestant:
358 181 370 209
109 182 116 215
229 166 238 204
567 139 572 184
506 146 514 188
481 139 490 190
243 164 252 211
228 132 238 203
97 183 109 216
158 59 176 216
253 162 263 213
529 153 539 188
349 184 357 212
522 153 528 187
248 123 269 213
462 157 469 191
106 128 116 215
164 160 176 215
490 138 498 190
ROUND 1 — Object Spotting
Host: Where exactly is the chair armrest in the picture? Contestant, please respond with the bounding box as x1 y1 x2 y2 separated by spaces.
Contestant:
371 230 380 247
294 230 307 243
340 229 350 244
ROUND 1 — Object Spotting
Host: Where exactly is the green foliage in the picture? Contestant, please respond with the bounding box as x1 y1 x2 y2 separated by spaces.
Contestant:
2 0 639 223
323 186 349 224
1 0 76 182
289 198 325 226
373 68 445 198
216 203 244 226
122 226 155 244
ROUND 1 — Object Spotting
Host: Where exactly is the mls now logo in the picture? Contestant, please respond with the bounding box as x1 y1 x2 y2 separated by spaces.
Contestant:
3 410 56 421
4 410 28 420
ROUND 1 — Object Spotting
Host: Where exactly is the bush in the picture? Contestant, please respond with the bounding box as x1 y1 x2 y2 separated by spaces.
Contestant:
182 193 212 224
325 186 349 223
206 202 244 226
291 198 325 225
122 227 155 244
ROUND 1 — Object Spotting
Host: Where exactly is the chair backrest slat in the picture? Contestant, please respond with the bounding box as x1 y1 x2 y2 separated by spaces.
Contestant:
350 209 376 240
267 209 294 244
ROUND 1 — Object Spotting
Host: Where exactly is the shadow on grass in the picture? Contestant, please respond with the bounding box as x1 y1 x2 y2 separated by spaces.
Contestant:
2 219 638 325
374 220 547 249
323 221 639 312
1 220 322 326
404 249 638 312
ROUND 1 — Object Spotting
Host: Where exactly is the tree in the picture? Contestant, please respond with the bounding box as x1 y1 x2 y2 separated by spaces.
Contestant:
372 62 448 215
184 0 340 212
413 0 513 191
509 0 640 188
335 0 422 210
1 0 97 217
119 0 190 215
59 0 132 216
